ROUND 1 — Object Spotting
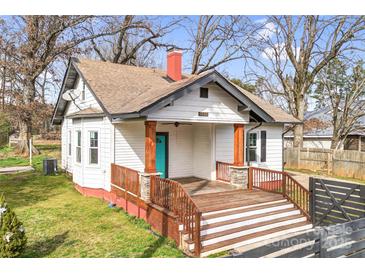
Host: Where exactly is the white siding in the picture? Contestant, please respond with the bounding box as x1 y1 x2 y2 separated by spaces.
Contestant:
61 116 113 190
114 121 145 172
147 83 249 123
245 124 283 171
157 124 194 178
285 138 333 149
66 77 102 115
215 124 234 163
193 124 214 179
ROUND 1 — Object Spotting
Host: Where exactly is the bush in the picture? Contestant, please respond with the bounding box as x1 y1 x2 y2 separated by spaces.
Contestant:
0 193 27 257
0 112 11 146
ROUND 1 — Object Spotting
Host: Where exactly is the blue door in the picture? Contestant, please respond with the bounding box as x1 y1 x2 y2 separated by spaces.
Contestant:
156 133 168 178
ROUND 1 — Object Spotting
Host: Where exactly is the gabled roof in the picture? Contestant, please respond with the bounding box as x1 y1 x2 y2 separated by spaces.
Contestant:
66 107 105 119
52 58 300 125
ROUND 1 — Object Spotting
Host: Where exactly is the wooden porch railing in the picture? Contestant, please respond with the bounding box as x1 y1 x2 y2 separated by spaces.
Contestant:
111 163 140 196
249 167 310 220
150 176 202 256
216 161 231 182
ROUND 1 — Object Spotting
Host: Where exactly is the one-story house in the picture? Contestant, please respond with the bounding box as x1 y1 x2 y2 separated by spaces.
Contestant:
284 107 365 151
52 50 310 257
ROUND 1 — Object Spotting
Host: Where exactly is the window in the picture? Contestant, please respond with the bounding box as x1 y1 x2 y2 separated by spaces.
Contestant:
261 131 267 162
68 131 72 156
89 131 98 165
248 132 257 162
76 130 82 163
200 87 208 98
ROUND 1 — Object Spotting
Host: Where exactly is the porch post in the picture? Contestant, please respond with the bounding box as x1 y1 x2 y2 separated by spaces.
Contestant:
231 124 249 189
145 121 157 173
233 124 244 166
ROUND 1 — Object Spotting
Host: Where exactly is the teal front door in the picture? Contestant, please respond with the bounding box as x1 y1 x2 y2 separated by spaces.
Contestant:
156 133 168 178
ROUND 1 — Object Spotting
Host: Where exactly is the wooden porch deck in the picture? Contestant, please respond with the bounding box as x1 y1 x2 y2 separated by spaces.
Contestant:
172 176 284 213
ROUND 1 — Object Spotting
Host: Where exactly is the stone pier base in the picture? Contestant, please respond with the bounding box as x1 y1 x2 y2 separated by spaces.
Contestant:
229 166 249 189
139 172 160 202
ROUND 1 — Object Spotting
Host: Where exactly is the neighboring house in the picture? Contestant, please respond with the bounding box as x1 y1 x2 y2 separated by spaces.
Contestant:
284 107 365 151
52 50 310 257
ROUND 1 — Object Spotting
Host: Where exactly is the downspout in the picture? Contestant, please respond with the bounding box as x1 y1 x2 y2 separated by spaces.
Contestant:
246 121 262 167
282 125 295 172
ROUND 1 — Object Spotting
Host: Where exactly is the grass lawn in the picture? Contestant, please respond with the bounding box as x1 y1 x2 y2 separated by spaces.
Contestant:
0 145 185 258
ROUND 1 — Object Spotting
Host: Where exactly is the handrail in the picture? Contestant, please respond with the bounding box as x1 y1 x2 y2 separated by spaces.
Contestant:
216 161 232 182
150 176 202 256
249 166 310 220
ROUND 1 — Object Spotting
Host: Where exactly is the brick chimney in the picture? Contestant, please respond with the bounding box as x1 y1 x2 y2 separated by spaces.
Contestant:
167 48 182 81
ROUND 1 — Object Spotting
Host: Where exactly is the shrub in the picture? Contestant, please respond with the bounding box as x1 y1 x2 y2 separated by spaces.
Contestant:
0 193 27 257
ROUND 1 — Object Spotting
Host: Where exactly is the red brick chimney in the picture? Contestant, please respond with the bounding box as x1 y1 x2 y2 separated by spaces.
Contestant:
167 49 182 81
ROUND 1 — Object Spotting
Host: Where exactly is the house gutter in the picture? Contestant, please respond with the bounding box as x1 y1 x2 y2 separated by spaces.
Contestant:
246 122 262 167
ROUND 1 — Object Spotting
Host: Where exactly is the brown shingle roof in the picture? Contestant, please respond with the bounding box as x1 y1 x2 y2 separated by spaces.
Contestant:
66 107 105 118
232 83 301 124
73 58 299 123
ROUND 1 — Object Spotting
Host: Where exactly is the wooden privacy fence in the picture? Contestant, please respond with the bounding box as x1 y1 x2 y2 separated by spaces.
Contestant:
110 164 140 196
150 176 202 256
285 147 365 180
216 161 231 182
249 167 310 219
310 177 365 226
227 217 365 258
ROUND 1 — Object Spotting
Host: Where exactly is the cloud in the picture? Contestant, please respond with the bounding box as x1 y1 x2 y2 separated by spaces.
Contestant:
258 22 276 39
261 43 300 61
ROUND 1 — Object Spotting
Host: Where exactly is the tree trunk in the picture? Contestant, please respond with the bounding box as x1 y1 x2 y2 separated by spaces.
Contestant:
15 80 40 156
293 124 304 148
16 119 40 156
292 97 305 148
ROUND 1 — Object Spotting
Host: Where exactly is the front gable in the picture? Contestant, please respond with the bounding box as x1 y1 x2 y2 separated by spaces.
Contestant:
64 76 103 117
147 83 250 123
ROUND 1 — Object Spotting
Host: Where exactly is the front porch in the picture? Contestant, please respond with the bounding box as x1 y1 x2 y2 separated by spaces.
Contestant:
173 176 283 213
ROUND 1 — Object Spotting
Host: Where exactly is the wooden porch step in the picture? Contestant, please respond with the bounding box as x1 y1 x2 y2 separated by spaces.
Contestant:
201 214 305 242
201 201 293 225
201 207 299 231
200 221 312 256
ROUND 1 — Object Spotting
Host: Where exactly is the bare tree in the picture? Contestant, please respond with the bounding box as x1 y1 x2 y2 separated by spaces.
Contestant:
187 16 257 75
89 16 182 67
314 58 365 149
250 16 365 147
0 16 119 154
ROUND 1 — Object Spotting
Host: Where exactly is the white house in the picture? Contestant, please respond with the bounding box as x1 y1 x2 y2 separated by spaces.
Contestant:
52 51 311 257
52 50 299 192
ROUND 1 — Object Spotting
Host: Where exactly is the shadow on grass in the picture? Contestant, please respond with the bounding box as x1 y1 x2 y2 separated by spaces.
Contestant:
23 231 69 258
140 235 167 258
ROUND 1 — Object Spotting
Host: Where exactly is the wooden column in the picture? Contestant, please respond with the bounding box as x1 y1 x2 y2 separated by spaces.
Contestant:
233 124 244 166
145 121 157 173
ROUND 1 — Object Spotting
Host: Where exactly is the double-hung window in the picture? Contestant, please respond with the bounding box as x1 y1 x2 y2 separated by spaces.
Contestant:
248 132 257 162
76 130 82 163
89 131 98 165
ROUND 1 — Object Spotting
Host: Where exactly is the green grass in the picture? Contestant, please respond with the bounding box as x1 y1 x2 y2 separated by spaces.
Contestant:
0 146 185 258
0 144 61 168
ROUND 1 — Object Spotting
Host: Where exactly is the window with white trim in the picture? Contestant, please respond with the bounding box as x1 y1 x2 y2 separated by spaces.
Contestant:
76 130 82 163
68 131 72 156
89 131 98 165
248 132 257 162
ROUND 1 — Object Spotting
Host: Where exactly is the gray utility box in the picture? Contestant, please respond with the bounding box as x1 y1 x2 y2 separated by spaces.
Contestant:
43 158 58 175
